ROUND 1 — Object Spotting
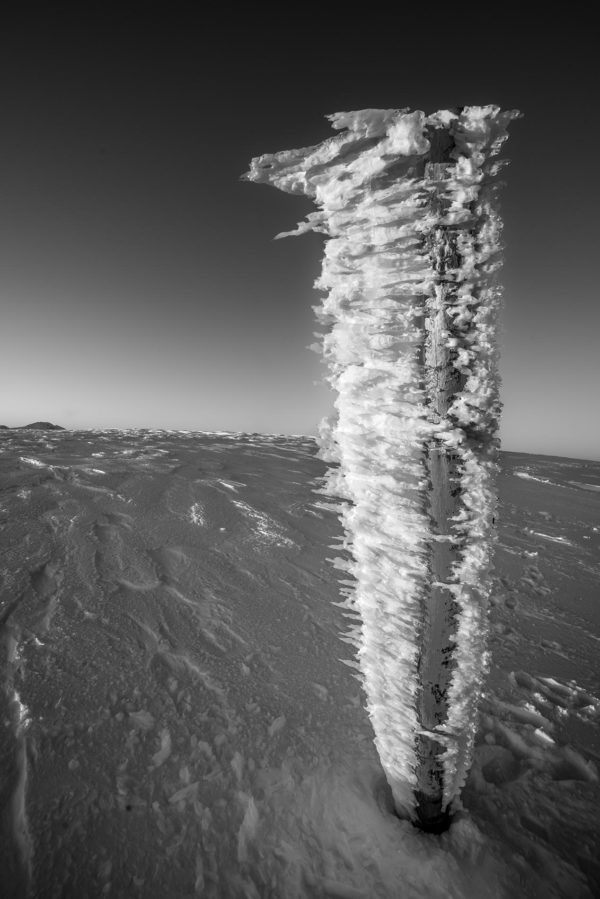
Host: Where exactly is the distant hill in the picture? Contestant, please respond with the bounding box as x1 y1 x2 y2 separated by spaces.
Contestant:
12 422 66 430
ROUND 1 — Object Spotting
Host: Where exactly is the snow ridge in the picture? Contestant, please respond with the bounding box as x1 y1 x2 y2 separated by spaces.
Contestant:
246 107 518 817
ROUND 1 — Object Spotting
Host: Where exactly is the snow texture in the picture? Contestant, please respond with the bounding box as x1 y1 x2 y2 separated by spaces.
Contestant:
246 106 520 818
1 431 599 897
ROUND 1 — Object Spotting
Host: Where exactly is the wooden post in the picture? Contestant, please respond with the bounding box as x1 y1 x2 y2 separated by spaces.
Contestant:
413 129 466 832
246 107 518 832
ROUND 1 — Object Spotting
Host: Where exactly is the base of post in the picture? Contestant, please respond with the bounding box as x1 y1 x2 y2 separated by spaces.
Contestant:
413 792 454 834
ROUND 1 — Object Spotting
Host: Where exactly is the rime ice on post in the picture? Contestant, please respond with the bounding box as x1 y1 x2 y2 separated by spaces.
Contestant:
245 107 519 829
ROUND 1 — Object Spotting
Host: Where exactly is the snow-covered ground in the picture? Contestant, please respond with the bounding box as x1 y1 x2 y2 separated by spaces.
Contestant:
0 431 598 898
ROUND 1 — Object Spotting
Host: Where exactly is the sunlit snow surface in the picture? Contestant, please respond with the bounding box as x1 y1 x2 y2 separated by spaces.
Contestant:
0 430 599 898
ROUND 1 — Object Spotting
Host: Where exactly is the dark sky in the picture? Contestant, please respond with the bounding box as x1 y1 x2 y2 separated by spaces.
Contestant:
1 10 597 460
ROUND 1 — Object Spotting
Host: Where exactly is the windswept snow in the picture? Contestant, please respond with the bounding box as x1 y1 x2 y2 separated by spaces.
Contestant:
514 471 564 488
0 430 599 896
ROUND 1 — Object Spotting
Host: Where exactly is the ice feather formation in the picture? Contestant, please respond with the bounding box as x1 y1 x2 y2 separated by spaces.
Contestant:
246 106 519 819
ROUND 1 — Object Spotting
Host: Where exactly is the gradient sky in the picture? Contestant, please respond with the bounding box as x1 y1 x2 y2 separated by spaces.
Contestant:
1 10 597 460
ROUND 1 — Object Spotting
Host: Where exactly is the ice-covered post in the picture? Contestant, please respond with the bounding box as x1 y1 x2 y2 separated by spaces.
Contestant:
414 125 473 829
245 107 518 831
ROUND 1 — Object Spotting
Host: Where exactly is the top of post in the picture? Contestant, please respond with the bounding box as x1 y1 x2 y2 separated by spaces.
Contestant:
244 106 521 199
